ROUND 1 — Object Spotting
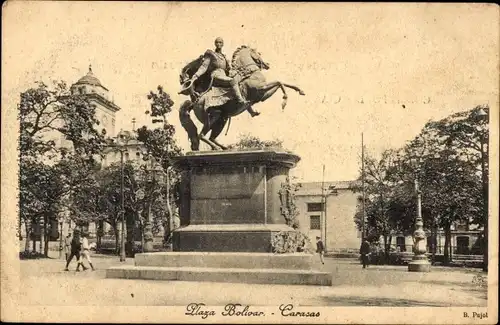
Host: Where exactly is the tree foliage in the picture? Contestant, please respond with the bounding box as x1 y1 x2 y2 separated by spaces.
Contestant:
18 81 105 160
227 134 284 150
352 105 489 265
137 85 182 166
18 80 106 254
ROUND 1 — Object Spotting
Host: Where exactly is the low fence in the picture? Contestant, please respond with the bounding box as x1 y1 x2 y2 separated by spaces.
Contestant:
325 247 484 267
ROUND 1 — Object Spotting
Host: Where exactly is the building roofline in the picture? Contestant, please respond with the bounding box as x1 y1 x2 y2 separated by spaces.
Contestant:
87 93 121 112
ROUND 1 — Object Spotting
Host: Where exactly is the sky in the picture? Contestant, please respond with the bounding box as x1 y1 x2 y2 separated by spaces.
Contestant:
2 2 498 182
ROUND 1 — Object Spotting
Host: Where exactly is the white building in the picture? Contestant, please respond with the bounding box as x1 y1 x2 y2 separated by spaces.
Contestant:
294 181 361 253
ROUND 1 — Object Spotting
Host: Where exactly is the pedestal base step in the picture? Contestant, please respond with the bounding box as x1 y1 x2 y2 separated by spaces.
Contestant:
408 261 431 272
106 265 332 286
134 252 315 270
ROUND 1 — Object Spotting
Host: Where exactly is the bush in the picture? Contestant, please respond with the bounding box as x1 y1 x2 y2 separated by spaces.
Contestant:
19 251 48 260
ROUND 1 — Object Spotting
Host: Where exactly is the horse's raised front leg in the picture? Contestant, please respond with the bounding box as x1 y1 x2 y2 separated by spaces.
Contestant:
281 83 305 96
256 81 288 109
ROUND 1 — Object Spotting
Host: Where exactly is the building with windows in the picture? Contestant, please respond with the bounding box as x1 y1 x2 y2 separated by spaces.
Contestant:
69 65 120 137
294 180 360 252
388 220 483 255
293 180 484 257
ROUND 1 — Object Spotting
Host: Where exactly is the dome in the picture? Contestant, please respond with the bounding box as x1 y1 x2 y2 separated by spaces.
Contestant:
73 65 108 90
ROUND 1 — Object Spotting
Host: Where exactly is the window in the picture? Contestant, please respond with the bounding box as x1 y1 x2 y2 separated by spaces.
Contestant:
396 236 406 252
310 215 320 230
307 203 324 212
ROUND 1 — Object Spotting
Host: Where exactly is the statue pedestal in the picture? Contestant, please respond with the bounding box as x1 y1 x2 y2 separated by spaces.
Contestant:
408 255 431 272
172 149 300 252
106 150 332 286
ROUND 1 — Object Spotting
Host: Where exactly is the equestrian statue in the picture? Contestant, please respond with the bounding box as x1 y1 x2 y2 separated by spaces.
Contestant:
178 37 305 151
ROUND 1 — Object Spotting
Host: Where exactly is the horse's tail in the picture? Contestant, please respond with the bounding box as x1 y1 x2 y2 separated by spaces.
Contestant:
179 99 200 151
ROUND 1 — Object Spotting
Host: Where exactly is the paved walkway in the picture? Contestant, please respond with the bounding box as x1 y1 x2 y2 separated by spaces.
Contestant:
17 254 487 307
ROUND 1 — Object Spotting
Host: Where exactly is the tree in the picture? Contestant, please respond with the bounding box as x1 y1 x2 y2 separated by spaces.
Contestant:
390 118 484 265
19 160 63 253
227 134 284 150
136 85 183 246
424 105 489 271
351 105 488 266
18 80 106 255
18 81 105 160
351 149 406 261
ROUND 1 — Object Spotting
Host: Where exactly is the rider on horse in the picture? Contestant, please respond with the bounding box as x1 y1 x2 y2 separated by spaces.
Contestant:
182 37 260 117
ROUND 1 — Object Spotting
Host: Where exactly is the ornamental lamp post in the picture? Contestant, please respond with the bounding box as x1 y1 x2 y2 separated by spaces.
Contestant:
407 156 431 272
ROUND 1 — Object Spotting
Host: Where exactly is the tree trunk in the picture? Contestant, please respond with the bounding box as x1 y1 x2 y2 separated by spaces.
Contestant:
112 222 119 255
140 218 145 253
24 221 30 252
97 220 103 252
383 235 389 264
43 216 49 257
480 140 488 272
443 224 450 265
431 223 438 264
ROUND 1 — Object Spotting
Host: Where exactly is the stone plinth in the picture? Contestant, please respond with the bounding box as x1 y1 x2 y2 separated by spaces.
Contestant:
106 266 331 286
172 150 300 252
134 252 315 270
106 252 332 286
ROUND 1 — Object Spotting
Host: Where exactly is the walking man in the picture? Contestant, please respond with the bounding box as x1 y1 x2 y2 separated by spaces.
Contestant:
64 229 87 272
79 232 95 271
316 236 325 264
360 239 371 269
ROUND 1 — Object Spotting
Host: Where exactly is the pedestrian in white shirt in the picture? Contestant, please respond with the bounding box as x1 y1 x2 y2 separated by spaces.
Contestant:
79 233 95 271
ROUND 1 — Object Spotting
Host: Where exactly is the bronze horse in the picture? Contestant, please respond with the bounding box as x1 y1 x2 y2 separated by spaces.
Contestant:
178 46 305 151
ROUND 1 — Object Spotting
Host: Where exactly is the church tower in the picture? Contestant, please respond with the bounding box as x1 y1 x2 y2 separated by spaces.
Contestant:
70 65 120 136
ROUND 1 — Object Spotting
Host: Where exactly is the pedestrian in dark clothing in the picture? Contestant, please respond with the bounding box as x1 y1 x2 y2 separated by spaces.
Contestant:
64 230 87 271
360 239 371 269
316 236 325 264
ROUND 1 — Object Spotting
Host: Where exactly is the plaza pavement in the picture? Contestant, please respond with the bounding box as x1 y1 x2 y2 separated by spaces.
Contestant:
17 252 487 307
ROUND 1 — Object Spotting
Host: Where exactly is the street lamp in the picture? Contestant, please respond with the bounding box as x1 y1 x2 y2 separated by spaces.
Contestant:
392 150 431 272
406 156 431 272
108 132 131 262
